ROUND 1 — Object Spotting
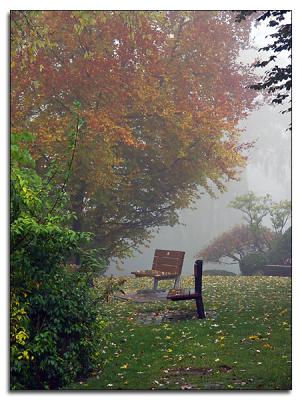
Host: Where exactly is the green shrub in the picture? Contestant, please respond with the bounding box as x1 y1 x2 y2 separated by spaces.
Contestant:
267 227 292 265
238 227 291 276
239 252 269 276
21 269 100 389
10 133 106 389
10 293 32 389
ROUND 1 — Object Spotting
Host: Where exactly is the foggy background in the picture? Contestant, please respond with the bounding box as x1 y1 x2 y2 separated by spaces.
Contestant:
107 16 291 276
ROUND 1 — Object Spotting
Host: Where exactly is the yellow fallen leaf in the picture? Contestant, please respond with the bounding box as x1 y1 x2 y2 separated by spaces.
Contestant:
263 343 273 349
248 335 259 340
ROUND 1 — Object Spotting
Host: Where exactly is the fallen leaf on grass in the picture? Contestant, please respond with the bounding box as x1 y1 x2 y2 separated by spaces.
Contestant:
262 343 273 349
248 335 260 340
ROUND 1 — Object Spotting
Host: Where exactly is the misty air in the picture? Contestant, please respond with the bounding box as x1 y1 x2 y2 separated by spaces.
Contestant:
10 10 291 391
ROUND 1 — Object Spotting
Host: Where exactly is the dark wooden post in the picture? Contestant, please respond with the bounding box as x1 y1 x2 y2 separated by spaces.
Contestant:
194 260 206 319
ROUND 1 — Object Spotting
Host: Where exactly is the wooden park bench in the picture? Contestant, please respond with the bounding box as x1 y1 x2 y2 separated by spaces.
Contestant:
131 249 185 290
167 260 206 319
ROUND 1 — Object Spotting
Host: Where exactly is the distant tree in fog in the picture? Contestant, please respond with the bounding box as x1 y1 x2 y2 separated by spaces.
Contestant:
229 192 291 239
196 224 275 265
197 191 291 265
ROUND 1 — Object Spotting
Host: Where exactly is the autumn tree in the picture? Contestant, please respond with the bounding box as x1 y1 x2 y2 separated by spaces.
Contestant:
11 11 257 260
196 224 275 265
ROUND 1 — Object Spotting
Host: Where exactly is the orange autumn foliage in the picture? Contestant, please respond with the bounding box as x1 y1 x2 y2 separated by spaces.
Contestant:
11 11 257 258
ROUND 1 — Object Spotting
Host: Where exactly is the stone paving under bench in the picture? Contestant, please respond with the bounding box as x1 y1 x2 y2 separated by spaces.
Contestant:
114 289 216 324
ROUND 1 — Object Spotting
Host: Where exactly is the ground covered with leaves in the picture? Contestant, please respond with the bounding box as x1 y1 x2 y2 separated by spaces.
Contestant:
69 276 291 391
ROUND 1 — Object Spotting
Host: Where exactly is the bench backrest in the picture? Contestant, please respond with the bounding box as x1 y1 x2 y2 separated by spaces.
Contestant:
152 249 185 275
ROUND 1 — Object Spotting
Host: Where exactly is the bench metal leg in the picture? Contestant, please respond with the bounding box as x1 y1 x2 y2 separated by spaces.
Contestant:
153 278 159 291
195 297 206 319
174 276 180 289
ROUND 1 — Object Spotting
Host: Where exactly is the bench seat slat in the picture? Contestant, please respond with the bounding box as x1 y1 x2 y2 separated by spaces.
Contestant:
131 270 179 278
167 288 199 300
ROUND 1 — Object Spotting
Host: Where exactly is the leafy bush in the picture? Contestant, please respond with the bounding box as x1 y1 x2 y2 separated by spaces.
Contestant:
239 227 291 276
75 248 108 287
267 227 292 265
10 293 31 389
11 268 103 389
10 133 106 389
239 252 268 275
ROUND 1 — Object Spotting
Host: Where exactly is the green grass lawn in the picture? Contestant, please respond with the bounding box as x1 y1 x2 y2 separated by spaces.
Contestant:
69 275 291 391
